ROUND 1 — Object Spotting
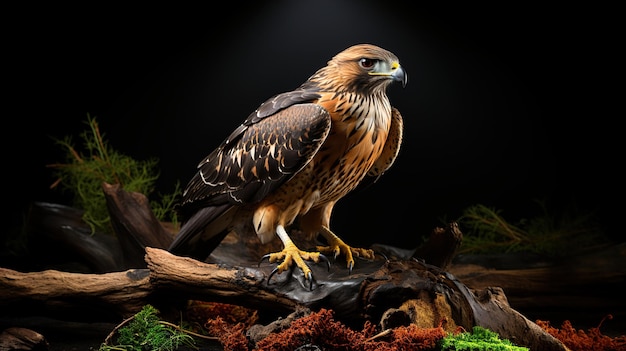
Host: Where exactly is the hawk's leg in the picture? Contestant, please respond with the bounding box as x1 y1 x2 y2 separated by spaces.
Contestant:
316 226 375 272
262 225 329 287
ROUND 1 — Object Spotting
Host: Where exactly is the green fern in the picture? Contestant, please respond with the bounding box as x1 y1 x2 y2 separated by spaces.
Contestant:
439 326 528 351
48 114 180 233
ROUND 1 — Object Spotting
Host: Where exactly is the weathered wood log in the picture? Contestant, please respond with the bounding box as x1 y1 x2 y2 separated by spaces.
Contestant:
2 187 596 349
146 247 300 315
412 222 463 270
0 248 569 350
354 258 568 351
0 327 48 351
0 267 151 321
449 243 626 325
22 202 124 273
102 182 174 268
17 183 176 273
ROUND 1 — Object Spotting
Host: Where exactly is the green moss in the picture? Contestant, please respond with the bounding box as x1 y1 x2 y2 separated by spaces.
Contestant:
99 304 195 351
48 114 180 233
439 326 528 351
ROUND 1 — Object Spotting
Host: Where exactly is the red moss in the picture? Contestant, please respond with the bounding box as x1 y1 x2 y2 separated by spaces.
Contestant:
200 307 447 350
254 308 445 351
388 324 446 350
205 316 249 351
253 308 361 351
537 315 626 351
186 300 258 326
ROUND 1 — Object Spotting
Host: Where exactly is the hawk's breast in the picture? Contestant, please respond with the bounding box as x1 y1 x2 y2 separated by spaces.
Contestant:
304 93 392 205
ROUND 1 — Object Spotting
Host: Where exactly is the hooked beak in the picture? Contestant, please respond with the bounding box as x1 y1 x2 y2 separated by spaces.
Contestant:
392 66 407 87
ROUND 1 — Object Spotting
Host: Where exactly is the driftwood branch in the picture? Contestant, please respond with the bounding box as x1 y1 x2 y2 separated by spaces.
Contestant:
145 247 300 314
22 202 124 273
0 247 569 351
449 243 626 318
412 222 463 270
8 186 617 350
0 328 48 351
0 266 150 321
103 182 174 268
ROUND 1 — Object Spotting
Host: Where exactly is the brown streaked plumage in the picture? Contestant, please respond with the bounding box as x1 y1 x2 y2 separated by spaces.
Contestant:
168 43 407 287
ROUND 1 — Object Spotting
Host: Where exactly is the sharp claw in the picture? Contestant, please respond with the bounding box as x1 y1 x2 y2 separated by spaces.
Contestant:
306 271 313 290
259 254 271 267
261 249 328 289
318 254 331 271
347 261 354 275
267 267 279 284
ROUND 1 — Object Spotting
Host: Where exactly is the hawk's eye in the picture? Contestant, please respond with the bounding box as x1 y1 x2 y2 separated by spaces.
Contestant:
359 58 376 69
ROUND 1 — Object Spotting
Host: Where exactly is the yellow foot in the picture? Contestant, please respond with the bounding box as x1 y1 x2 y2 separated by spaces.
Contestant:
260 242 330 288
316 227 376 272
316 244 375 271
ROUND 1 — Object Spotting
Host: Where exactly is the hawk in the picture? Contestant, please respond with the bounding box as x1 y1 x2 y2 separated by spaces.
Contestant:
168 44 407 287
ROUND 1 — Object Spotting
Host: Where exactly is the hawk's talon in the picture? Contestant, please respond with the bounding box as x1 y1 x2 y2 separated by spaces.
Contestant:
306 271 313 290
267 267 280 284
259 254 272 267
316 241 375 274
266 261 315 290
260 239 326 288
375 251 388 261
319 253 331 271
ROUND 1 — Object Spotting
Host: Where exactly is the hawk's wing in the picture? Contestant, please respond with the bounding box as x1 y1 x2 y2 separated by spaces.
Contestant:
169 92 330 259
183 102 331 208
367 107 403 177
181 90 327 210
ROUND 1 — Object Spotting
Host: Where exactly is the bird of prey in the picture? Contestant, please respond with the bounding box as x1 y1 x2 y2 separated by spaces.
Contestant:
168 43 407 287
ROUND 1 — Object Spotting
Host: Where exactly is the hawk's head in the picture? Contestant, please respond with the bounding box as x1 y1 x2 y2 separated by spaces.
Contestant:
310 43 407 95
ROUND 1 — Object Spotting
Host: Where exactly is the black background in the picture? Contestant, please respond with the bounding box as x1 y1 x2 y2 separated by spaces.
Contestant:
4 3 621 249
